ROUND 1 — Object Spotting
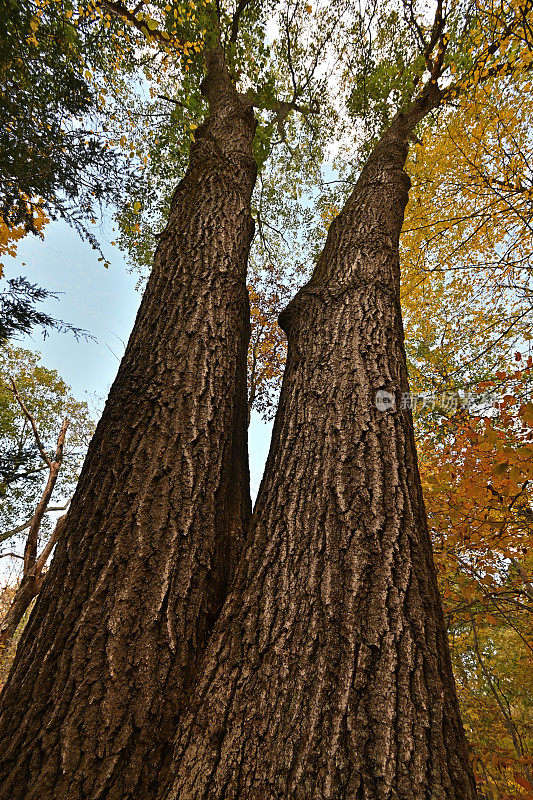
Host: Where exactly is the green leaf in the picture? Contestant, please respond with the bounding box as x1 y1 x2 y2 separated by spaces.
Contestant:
493 461 510 476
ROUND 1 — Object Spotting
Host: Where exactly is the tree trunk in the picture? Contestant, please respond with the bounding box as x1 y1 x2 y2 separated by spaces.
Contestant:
0 47 257 800
0 406 69 651
157 109 477 800
0 574 38 651
0 514 67 649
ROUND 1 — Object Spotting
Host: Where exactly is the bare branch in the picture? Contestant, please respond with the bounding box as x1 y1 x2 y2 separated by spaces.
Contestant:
23 417 69 574
0 513 68 649
0 498 72 545
34 514 67 577
9 378 51 468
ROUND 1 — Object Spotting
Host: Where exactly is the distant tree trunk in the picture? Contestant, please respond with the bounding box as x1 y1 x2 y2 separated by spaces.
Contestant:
0 47 257 800
0 389 69 650
157 93 478 800
0 514 67 649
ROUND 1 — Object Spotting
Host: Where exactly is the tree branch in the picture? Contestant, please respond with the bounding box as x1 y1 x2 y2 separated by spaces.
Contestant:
99 0 183 47
23 417 68 574
157 94 189 108
9 378 51 468
0 498 72 545
230 0 255 43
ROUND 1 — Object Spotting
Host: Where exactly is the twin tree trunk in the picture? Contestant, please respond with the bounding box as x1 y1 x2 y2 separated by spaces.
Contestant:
0 56 476 800
0 49 257 800
154 116 477 800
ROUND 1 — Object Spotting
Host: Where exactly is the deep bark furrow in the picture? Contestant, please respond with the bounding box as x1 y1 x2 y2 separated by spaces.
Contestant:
0 50 257 800
158 125 477 800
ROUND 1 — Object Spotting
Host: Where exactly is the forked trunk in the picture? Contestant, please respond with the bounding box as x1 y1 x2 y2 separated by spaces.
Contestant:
0 48 257 800
157 110 477 800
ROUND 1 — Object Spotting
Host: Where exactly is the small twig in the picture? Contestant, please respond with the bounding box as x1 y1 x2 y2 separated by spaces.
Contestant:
157 94 189 109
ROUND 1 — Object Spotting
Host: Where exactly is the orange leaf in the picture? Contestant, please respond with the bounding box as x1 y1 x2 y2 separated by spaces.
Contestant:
514 775 533 792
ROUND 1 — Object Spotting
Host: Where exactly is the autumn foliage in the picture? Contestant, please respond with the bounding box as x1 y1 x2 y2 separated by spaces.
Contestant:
398 71 533 799
416 364 533 798
0 205 47 276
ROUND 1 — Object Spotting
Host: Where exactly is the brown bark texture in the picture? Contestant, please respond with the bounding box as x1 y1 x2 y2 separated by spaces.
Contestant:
0 47 257 800
156 110 478 800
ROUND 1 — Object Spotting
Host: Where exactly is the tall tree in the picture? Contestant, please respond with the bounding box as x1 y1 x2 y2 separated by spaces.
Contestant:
0 344 94 526
240 53 533 795
150 2 533 798
0 45 257 800
0 345 94 679
158 85 480 800
0 0 336 797
0 377 69 650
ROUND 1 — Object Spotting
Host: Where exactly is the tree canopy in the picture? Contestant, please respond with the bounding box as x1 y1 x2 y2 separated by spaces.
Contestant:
0 344 94 538
0 0 139 247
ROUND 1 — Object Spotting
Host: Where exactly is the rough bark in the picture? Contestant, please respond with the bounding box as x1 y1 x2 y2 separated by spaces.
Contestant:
0 47 257 800
158 104 477 800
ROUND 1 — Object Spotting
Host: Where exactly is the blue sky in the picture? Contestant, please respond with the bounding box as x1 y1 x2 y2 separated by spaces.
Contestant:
5 220 273 499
